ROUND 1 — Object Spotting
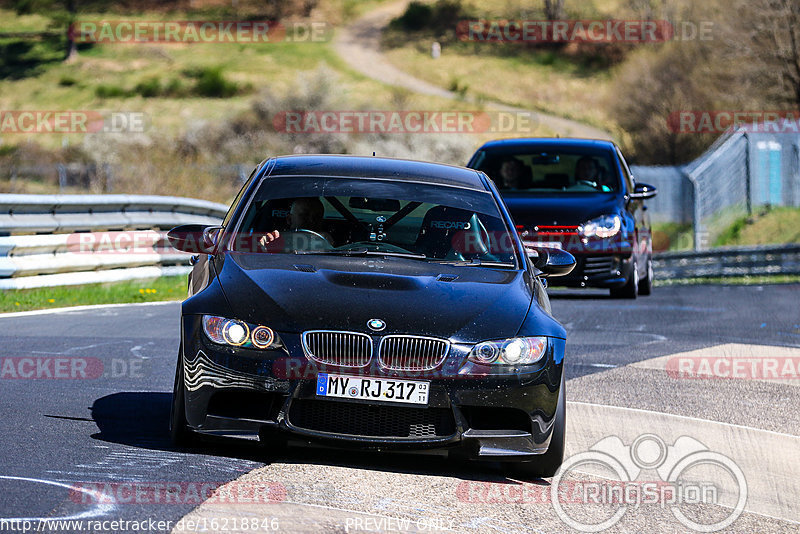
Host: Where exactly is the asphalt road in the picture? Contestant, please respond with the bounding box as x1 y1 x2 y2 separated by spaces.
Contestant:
0 283 798 533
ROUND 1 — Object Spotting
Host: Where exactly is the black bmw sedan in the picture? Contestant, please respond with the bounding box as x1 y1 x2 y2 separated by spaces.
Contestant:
468 138 657 298
167 155 575 478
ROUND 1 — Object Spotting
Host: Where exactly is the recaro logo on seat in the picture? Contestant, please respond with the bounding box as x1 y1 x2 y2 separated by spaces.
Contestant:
431 220 471 230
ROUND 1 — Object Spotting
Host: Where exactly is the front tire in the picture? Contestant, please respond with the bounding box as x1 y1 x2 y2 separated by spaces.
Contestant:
169 347 196 447
610 259 638 299
507 373 566 479
638 256 653 296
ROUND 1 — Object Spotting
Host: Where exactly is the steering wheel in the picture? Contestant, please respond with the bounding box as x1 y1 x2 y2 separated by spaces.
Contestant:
293 229 328 241
284 229 333 251
336 241 414 254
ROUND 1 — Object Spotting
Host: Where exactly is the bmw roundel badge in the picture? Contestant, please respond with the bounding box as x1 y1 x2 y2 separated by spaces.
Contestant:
368 318 386 331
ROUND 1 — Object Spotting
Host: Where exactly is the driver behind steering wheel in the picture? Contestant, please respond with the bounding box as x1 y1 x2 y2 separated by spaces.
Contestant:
575 156 612 192
259 197 333 250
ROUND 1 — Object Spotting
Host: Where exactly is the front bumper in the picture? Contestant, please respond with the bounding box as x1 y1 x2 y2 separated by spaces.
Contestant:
180 317 565 460
553 253 635 288
525 235 634 289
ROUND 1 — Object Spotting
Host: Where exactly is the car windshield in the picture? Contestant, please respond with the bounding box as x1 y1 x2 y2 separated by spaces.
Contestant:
228 176 518 267
472 148 620 194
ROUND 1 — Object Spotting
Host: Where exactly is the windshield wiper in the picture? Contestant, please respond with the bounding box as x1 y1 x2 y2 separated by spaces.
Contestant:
294 249 427 260
428 258 516 268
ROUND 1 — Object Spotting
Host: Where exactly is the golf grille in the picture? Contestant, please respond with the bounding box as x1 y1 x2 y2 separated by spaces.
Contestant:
584 255 615 275
302 331 372 367
378 336 449 371
288 399 455 439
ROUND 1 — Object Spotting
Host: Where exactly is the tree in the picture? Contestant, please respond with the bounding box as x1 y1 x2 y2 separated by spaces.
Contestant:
543 0 565 21
732 0 800 109
611 43 718 165
65 0 77 62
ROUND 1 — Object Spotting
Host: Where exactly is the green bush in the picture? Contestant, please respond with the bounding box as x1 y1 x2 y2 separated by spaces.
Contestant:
94 70 240 99
163 78 187 97
447 76 468 98
395 2 432 31
536 52 557 66
94 84 127 98
58 75 77 87
713 216 749 247
133 77 161 98
430 0 462 29
394 0 464 32
193 66 238 98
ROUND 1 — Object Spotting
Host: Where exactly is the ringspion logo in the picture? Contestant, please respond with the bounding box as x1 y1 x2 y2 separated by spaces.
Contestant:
551 434 747 532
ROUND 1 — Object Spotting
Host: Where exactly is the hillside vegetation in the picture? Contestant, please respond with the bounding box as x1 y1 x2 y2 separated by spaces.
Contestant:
2 0 799 211
382 0 800 165
0 0 491 203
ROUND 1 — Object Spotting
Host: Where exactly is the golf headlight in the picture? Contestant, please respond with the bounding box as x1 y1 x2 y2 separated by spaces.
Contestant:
469 337 548 365
202 315 282 349
579 214 621 238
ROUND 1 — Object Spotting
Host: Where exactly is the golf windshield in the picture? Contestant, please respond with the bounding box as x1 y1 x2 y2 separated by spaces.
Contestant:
472 149 620 193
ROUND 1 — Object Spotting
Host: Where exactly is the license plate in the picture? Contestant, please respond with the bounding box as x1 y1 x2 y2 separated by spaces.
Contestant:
316 373 429 405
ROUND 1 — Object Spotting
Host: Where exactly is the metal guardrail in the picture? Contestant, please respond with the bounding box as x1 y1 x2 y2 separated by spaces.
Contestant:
1 194 796 289
0 194 228 289
654 244 800 279
0 194 227 234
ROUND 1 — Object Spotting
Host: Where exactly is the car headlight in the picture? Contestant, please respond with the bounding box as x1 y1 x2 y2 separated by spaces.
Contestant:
468 336 548 366
579 214 621 238
202 315 282 350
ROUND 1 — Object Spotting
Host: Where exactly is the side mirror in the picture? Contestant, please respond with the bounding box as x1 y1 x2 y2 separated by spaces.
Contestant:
528 247 576 277
167 224 222 254
630 182 657 199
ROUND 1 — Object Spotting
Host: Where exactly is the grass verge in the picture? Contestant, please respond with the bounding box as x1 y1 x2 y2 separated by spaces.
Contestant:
0 275 186 313
655 274 800 287
713 207 800 247
0 3 407 151
381 45 615 134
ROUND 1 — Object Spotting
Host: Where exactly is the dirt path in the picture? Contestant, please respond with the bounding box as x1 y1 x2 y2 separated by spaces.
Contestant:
333 0 613 140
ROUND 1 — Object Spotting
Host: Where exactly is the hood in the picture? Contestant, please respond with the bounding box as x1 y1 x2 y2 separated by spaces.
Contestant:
215 253 533 342
501 193 621 227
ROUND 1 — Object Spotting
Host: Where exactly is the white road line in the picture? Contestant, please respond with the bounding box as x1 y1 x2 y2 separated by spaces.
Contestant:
0 475 116 521
0 300 178 319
